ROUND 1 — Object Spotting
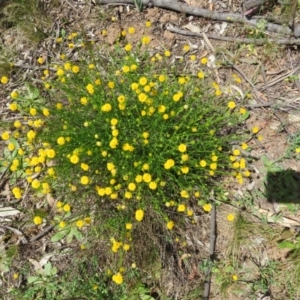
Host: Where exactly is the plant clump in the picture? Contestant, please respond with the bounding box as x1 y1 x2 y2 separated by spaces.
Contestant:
0 29 252 290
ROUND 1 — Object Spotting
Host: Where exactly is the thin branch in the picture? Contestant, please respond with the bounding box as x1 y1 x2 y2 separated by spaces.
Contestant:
96 0 295 36
203 204 216 300
167 25 300 46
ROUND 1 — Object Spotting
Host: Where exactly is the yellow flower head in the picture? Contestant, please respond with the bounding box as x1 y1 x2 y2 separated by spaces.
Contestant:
33 216 43 225
202 203 211 212
177 204 186 212
180 190 189 198
164 159 175 169
112 272 123 284
228 101 236 109
201 57 208 64
166 221 174 230
135 209 144 221
227 213 235 222
128 27 135 34
178 144 187 153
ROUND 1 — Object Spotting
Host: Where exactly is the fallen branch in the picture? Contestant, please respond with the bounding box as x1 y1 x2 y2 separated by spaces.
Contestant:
167 25 300 45
96 0 297 36
203 204 216 300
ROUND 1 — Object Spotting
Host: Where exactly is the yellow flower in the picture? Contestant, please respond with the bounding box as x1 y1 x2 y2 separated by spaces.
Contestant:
13 273 19 280
183 45 190 52
101 103 112 112
164 159 175 169
181 166 189 174
199 160 207 167
12 187 22 199
241 143 248 150
125 191 132 199
1 131 10 140
215 89 222 96
80 176 90 185
142 36 150 45
128 27 135 34
123 244 130 251
178 144 187 153
8 143 15 151
135 175 143 183
64 62 71 70
135 209 144 221
57 137 65 145
201 57 208 64
240 107 246 115
180 190 189 198
128 182 136 191
233 149 240 156
72 65 80 73
56 201 63 208
138 93 147 102
228 101 236 109
181 154 189 161
56 68 64 76
131 64 137 71
37 57 45 64
149 181 157 189
86 84 94 94
232 275 238 281
11 90 19 99
202 204 211 212
124 44 132 51
1 76 9 84
76 220 84 228
296 147 300 153
46 149 56 158
112 272 123 284
177 204 186 212
164 50 171 57
122 65 130 73
227 213 235 222
252 126 259 134
108 81 115 89
257 135 263 141
126 223 132 230
166 221 174 230
145 21 152 27
63 204 71 212
197 71 205 79
33 216 43 225
142 173 152 183
70 154 79 164
31 179 40 189
59 221 66 228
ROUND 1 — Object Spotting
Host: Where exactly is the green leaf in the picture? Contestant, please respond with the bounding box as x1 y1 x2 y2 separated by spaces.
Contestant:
43 262 52 277
240 110 250 121
51 229 69 242
73 227 83 241
262 154 272 168
277 240 295 249
27 276 40 284
66 228 75 243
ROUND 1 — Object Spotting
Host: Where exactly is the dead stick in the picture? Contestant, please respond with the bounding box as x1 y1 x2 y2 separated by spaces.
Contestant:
167 25 300 45
96 0 294 36
203 204 216 300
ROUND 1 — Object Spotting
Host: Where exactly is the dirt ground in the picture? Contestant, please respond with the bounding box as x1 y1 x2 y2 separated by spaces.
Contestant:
1 0 300 299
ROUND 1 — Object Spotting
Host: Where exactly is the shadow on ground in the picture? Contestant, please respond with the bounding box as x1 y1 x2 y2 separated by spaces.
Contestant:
266 169 300 204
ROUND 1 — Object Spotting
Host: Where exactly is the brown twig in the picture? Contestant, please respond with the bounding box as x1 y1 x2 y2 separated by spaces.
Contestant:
29 225 55 243
96 0 295 36
203 204 216 300
167 25 300 45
